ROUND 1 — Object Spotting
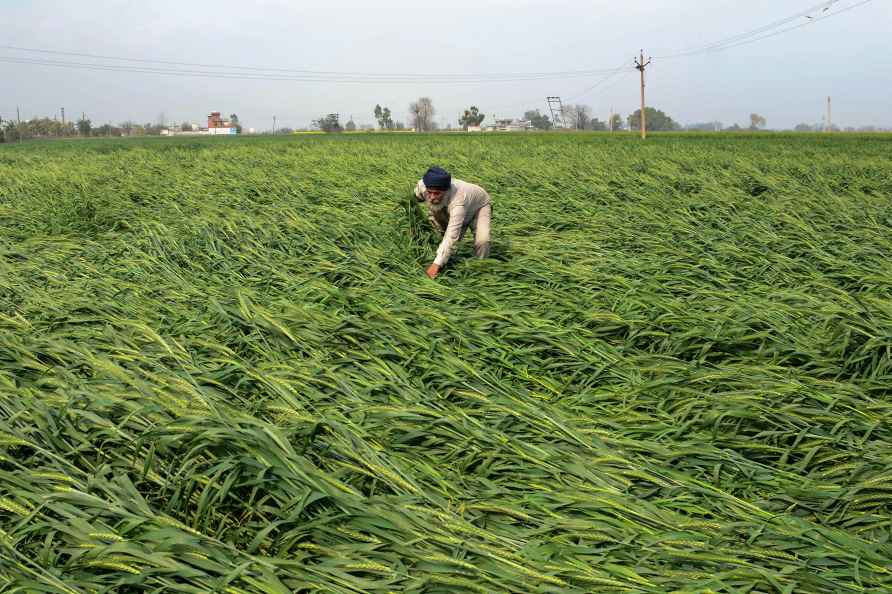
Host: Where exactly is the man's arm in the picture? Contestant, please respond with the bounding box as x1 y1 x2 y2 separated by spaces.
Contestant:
433 202 467 268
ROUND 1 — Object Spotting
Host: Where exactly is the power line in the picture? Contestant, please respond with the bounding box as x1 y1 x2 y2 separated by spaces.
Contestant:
656 0 838 58
685 0 874 55
0 43 626 81
0 55 630 84
654 0 871 59
0 0 872 88
564 64 633 103
486 60 632 119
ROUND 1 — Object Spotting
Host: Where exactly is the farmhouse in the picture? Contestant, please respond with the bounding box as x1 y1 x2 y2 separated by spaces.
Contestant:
486 118 533 132
161 111 240 136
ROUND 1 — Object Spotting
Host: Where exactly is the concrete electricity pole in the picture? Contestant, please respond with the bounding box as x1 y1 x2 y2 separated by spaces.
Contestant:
273 115 277 135
826 96 832 132
634 50 651 140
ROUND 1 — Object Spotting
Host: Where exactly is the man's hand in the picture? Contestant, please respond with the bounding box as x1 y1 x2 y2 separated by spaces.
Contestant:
426 263 441 279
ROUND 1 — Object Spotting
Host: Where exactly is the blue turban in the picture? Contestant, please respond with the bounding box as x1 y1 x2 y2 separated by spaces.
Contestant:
423 166 451 190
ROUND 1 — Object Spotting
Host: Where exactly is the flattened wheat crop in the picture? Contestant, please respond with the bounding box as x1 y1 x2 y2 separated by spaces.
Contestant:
2 132 892 593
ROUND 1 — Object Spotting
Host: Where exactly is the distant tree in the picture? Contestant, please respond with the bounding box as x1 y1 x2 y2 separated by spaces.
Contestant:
119 121 135 136
4 120 21 142
314 113 342 133
609 113 623 131
77 116 92 136
276 127 294 135
563 104 591 130
628 107 680 132
181 121 193 132
374 104 394 129
345 118 357 131
749 113 767 130
793 123 815 132
394 121 406 130
524 109 553 130
229 113 243 133
459 106 485 130
686 121 723 132
589 118 607 131
409 97 435 132
724 123 742 132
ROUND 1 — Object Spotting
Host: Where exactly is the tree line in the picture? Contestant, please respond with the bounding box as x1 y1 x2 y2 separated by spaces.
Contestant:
308 98 686 133
0 117 165 142
6 105 886 141
0 113 244 143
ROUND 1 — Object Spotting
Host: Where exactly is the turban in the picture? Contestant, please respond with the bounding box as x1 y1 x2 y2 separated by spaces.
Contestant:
423 166 451 190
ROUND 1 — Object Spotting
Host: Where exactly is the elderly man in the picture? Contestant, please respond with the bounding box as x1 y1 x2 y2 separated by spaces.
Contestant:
414 166 492 279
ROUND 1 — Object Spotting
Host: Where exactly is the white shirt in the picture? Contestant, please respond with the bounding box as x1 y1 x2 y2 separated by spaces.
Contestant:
415 178 491 266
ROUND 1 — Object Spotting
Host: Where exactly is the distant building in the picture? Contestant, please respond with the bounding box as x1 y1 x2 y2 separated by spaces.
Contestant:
161 110 239 136
487 118 532 132
466 125 483 132
207 111 238 135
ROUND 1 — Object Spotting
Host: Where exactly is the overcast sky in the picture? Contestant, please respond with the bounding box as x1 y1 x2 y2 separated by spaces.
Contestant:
3 0 890 130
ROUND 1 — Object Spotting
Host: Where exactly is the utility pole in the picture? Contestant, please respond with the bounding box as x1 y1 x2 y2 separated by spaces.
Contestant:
634 50 651 140
273 115 277 135
609 106 614 132
826 96 832 132
61 107 65 126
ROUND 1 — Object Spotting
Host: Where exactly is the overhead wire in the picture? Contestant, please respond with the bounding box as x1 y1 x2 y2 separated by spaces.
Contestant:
0 0 876 122
0 1 874 86
0 44 626 82
653 0 871 59
676 0 874 56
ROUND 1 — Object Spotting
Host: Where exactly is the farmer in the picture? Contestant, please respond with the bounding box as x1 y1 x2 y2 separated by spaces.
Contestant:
414 166 492 279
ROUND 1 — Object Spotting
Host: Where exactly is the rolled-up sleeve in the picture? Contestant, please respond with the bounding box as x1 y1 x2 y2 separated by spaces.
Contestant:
414 180 426 202
433 200 467 267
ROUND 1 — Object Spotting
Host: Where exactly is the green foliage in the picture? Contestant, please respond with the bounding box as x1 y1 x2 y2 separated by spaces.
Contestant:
628 107 680 131
589 118 607 131
459 106 486 129
314 113 343 133
229 113 243 133
374 104 394 130
750 113 767 130
76 117 92 136
2 133 892 593
609 113 624 131
524 109 553 130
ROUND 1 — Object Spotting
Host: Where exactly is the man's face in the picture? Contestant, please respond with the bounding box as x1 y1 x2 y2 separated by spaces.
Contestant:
427 188 446 205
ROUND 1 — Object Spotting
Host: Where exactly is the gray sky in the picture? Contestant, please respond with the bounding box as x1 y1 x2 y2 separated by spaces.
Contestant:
3 0 890 130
